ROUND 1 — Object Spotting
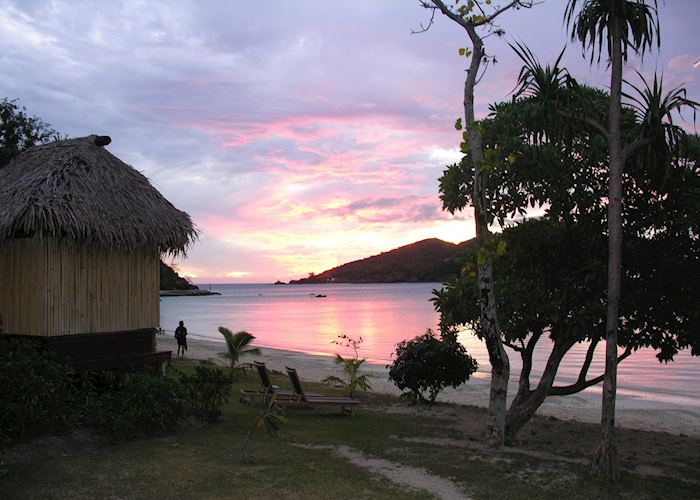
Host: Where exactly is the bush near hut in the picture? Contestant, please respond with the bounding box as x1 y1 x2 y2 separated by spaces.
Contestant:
83 370 189 443
179 363 233 422
0 337 83 446
86 364 232 441
0 338 233 446
388 329 478 403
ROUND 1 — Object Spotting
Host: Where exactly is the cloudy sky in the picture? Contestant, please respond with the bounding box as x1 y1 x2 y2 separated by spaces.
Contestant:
1 1 698 283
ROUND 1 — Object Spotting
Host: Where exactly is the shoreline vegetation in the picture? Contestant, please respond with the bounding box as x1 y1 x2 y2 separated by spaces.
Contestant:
3 336 698 498
158 336 700 439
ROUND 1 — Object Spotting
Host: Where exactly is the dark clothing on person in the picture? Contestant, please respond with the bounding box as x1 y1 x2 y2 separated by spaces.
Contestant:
175 324 188 354
175 325 187 344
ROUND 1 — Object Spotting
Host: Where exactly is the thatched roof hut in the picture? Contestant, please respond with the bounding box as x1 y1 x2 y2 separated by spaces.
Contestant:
0 134 196 254
0 135 197 368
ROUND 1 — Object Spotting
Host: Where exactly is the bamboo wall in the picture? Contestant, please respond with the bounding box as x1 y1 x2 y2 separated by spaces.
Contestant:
0 238 159 336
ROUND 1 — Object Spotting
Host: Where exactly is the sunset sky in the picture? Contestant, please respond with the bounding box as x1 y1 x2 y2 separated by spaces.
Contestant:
1 1 698 283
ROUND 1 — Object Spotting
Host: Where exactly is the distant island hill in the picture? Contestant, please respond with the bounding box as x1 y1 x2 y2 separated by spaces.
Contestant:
159 261 219 296
160 237 476 291
287 238 476 285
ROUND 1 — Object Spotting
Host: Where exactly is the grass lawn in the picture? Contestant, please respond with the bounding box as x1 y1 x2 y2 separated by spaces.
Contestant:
1 358 698 499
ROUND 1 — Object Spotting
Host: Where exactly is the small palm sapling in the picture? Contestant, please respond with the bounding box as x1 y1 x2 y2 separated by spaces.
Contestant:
322 334 372 398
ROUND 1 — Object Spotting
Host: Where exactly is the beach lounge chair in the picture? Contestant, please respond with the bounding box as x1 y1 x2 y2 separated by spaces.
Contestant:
284 366 361 415
253 361 282 395
239 361 294 403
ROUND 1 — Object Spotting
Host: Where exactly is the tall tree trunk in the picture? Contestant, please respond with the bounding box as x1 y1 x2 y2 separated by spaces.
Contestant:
462 28 510 450
592 16 623 481
428 0 525 449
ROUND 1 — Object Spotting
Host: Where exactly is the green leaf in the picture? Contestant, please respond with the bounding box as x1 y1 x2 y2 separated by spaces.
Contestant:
458 47 466 56
476 246 491 267
454 118 463 130
496 240 507 256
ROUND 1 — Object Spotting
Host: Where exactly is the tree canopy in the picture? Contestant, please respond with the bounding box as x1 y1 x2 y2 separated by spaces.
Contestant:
433 82 699 443
0 98 58 168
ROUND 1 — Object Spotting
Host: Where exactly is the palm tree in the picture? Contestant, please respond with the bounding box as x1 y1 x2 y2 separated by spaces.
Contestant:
512 1 695 479
625 72 699 166
322 355 372 398
218 327 261 377
565 0 659 480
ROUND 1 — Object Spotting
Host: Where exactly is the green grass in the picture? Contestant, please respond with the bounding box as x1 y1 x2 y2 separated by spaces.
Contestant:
1 358 697 499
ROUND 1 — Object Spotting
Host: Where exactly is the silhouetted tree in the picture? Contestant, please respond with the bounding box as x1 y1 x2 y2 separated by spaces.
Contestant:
0 98 58 168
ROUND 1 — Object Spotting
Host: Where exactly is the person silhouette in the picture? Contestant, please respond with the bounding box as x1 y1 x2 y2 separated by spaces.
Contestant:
174 320 188 358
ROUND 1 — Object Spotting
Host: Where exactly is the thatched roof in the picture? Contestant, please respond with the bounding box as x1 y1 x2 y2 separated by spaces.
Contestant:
0 135 197 255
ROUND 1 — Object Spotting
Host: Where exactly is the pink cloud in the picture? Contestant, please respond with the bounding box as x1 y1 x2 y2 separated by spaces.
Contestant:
196 214 240 239
668 54 700 72
185 106 454 151
318 195 460 224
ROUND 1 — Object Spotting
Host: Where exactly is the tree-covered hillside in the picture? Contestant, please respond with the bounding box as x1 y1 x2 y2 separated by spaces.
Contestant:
289 238 475 284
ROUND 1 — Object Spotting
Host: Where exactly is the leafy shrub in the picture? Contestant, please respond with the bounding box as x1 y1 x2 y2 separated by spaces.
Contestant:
179 363 233 422
0 337 83 446
86 363 232 441
388 329 478 403
84 370 188 442
0 339 234 446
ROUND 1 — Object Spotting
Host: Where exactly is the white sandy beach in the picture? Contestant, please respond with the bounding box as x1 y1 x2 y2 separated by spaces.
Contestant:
158 335 700 438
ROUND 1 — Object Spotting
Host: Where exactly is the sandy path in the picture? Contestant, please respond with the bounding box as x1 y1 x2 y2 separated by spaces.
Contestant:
158 336 700 438
294 443 470 500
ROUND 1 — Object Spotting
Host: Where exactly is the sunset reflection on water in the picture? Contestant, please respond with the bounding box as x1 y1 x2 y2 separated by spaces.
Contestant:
161 283 699 407
161 283 441 363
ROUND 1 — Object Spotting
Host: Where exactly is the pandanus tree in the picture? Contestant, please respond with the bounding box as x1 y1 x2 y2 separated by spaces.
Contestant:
564 0 692 479
418 0 535 449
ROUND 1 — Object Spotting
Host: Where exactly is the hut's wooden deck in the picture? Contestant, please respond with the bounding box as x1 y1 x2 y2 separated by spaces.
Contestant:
44 328 171 371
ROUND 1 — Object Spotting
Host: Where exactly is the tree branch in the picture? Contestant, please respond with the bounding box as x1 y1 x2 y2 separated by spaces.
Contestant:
557 109 609 140
503 340 524 352
575 338 598 385
517 331 542 394
412 3 437 34
622 136 654 161
548 346 632 396
480 1 531 26
429 0 472 31
429 0 524 31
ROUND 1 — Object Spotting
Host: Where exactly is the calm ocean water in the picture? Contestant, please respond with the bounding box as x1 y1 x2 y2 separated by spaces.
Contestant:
160 283 699 407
